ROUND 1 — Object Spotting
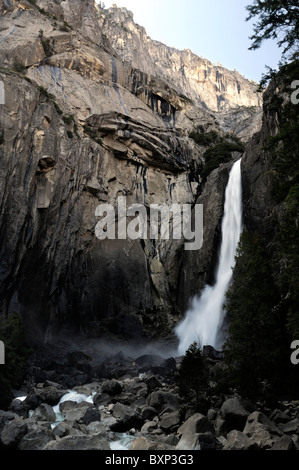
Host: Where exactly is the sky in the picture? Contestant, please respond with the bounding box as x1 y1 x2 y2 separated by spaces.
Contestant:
97 0 283 83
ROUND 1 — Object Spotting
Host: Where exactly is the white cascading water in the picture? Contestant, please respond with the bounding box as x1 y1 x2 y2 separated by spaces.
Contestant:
175 158 243 355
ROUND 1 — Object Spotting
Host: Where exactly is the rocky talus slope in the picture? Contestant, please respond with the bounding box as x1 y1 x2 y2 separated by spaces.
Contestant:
0 344 298 450
0 0 262 343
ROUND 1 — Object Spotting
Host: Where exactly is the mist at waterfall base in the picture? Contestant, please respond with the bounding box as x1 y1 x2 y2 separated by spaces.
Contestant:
175 159 243 355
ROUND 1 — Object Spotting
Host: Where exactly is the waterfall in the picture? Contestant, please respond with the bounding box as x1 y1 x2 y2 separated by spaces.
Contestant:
175 158 243 355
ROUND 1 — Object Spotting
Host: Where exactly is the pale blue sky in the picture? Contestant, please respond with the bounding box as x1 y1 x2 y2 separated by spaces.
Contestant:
97 0 283 82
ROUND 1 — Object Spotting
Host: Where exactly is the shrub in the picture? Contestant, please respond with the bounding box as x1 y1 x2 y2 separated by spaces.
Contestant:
62 114 74 125
39 29 52 57
12 62 27 73
202 141 245 180
37 86 63 116
37 86 55 101
189 130 221 147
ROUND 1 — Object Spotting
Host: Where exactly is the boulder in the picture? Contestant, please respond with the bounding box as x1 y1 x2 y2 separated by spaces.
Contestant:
24 386 68 408
220 397 251 432
100 379 122 396
135 355 164 368
176 413 214 450
80 406 101 426
243 411 284 449
278 419 299 434
141 406 158 421
196 432 219 450
8 399 30 418
43 433 110 450
93 392 110 407
31 403 56 422
0 418 28 448
222 430 259 451
144 376 163 393
147 391 179 413
271 435 296 451
141 420 158 434
0 410 18 430
64 403 94 424
52 422 85 439
130 436 175 451
159 411 181 433
18 427 55 450
111 403 144 432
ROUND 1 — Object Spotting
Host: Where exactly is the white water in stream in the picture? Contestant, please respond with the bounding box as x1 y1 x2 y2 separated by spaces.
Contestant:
175 159 243 354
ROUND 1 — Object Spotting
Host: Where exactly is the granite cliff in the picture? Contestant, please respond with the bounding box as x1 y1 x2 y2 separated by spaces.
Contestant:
0 0 262 345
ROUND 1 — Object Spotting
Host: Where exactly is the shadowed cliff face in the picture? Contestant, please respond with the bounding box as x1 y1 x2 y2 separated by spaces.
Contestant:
0 0 259 344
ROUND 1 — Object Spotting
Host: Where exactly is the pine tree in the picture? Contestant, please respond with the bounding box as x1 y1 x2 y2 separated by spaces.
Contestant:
223 231 285 401
246 0 299 60
178 342 210 411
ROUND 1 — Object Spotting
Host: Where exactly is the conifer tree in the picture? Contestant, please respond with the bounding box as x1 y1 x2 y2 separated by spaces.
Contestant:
246 0 299 60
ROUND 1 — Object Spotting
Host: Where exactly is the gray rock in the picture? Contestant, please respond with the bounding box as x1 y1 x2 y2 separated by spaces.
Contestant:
100 379 122 396
0 418 28 448
31 403 56 422
278 419 299 434
271 435 296 451
93 392 110 407
176 413 214 450
130 436 175 451
159 411 181 432
220 397 251 432
18 427 55 450
197 432 219 450
25 386 68 408
43 433 110 450
142 406 158 420
243 411 284 450
8 399 30 418
110 403 144 432
0 410 18 429
147 391 179 413
270 409 291 424
64 403 93 423
141 420 158 434
52 422 84 439
222 430 259 451
80 406 101 426
144 376 163 393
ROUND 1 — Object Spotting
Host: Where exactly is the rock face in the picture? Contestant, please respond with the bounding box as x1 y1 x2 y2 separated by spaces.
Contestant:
0 0 261 343
100 7 262 113
242 79 282 238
